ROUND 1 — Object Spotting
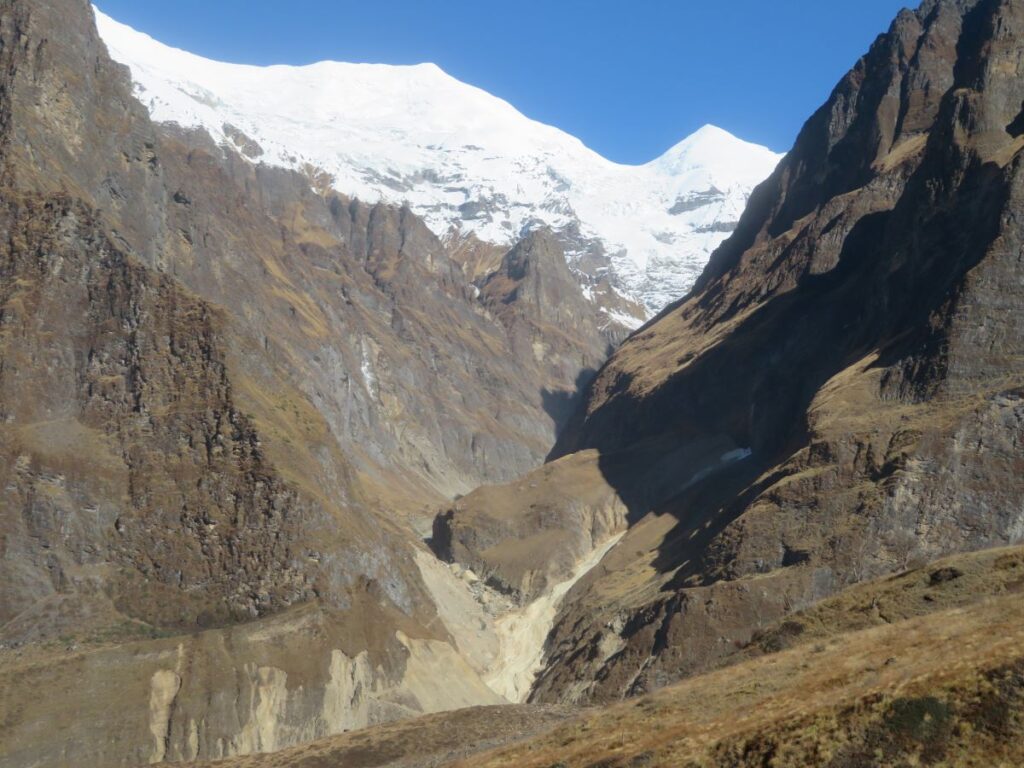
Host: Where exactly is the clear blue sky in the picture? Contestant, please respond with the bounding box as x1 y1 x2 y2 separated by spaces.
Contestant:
94 1 912 163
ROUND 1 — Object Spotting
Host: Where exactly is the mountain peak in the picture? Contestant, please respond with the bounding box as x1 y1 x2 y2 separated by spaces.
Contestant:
93 7 781 315
647 124 782 184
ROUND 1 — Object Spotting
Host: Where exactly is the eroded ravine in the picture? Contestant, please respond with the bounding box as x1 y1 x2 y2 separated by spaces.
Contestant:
416 532 626 703
483 532 626 702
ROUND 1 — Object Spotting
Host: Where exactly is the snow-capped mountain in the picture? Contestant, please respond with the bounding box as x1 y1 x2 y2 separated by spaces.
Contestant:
94 7 782 317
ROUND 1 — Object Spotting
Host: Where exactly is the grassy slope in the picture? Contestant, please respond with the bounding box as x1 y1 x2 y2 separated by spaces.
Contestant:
201 545 1024 768
461 591 1024 768
201 705 577 768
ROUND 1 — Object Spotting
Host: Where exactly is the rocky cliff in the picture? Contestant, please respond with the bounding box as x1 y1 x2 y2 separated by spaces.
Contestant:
0 0 616 764
437 0 1024 706
149 543 1024 768
5 0 1024 764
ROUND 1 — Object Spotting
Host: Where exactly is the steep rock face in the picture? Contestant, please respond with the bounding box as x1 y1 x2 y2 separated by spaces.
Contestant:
101 119 610 508
2 0 613 511
431 451 628 603
0 0 619 763
440 0 1024 706
0 196 334 629
478 230 614 429
539 0 1024 702
0 191 482 766
0 603 505 768
482 230 598 330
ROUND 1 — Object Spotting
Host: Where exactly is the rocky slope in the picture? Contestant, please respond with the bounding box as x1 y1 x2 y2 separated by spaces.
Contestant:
436 0 1024 707
93 8 782 318
5 0 1024 765
462 589 1024 768
0 0 623 764
174 544 1024 767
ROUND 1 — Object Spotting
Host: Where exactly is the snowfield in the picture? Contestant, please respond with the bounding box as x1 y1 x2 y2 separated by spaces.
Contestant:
95 8 782 315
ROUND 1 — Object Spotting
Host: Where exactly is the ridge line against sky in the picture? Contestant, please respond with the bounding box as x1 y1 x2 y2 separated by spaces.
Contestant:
94 0 911 164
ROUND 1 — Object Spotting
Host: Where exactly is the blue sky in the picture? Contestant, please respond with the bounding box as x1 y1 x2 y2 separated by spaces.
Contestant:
94 1 911 164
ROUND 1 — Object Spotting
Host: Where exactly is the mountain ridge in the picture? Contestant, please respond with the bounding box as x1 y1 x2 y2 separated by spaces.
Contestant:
436 0 1024 709
3 0 1024 766
92 6 782 318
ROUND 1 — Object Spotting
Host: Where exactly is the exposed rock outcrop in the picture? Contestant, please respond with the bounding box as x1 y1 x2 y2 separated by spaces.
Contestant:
0 603 504 767
438 0 1024 706
0 0 620 763
175 544 1024 768
0 195 336 629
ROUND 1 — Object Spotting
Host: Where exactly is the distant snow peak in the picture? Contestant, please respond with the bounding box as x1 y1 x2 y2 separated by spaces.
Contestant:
93 7 782 315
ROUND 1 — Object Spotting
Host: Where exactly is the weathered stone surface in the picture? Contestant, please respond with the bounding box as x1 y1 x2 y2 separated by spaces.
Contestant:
0 0 618 763
438 0 1024 706
431 450 629 602
0 603 504 767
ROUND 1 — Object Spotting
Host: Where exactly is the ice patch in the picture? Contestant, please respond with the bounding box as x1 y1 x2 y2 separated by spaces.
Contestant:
721 447 753 463
601 307 645 332
359 340 377 397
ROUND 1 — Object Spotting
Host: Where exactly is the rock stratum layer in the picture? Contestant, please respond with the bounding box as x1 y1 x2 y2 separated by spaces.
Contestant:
437 0 1024 706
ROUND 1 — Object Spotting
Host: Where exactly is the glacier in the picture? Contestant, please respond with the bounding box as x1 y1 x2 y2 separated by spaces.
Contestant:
94 7 782 317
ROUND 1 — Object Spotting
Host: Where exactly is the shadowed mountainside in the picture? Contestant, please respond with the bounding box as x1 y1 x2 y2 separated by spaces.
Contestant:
435 0 1024 706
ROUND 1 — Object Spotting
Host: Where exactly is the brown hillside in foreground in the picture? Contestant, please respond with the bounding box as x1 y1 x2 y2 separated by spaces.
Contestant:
459 594 1024 768
199 544 1024 767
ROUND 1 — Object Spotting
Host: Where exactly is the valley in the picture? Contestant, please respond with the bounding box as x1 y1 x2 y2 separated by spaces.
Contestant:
1 0 1023 766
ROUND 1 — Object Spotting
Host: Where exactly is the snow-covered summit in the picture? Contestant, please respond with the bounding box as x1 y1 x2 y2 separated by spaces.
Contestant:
648 124 773 180
94 7 782 316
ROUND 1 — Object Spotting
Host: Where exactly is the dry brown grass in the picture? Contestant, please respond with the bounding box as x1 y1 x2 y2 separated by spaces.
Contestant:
739 545 1024 661
204 705 577 768
456 592 1024 768
179 547 1024 768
